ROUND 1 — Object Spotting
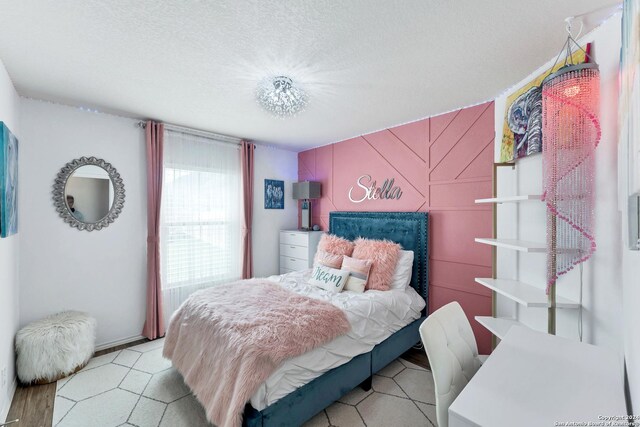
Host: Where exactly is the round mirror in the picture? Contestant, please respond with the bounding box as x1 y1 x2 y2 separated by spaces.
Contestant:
53 157 125 231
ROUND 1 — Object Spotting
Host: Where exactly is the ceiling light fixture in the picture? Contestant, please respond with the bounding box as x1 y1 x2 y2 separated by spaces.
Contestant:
256 76 308 118
541 17 600 299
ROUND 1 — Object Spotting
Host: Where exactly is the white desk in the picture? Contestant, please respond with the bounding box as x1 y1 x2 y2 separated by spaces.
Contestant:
449 326 626 427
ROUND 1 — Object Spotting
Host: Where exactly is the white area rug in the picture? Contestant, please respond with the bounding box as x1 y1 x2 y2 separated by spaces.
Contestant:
53 339 438 427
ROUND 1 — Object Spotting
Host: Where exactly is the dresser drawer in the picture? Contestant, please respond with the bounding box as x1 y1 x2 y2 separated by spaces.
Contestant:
280 256 310 271
280 231 309 247
280 244 308 260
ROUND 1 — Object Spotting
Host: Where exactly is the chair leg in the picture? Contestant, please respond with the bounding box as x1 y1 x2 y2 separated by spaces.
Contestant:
359 375 372 391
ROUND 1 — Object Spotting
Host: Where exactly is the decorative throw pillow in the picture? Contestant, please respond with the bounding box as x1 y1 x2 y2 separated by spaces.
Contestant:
341 256 372 293
390 250 414 290
309 265 350 293
352 238 401 291
313 250 344 269
317 234 355 257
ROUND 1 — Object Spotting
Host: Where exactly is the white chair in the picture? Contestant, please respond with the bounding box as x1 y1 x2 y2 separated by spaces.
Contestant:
419 302 487 427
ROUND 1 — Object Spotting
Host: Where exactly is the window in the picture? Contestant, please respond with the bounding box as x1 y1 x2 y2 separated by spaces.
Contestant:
160 130 242 323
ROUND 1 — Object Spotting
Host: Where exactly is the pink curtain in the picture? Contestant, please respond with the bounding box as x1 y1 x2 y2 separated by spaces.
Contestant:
241 141 255 279
142 121 165 340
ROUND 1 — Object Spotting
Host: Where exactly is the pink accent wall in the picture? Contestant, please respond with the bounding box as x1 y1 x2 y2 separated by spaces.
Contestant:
298 102 495 354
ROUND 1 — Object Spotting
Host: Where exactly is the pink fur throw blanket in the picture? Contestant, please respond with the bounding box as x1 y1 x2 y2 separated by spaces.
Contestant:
163 279 351 427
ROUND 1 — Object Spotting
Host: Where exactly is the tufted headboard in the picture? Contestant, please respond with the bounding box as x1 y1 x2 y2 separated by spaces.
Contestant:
329 211 428 308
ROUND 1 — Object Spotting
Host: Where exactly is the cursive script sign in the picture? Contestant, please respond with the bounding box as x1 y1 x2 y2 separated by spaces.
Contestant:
348 175 403 203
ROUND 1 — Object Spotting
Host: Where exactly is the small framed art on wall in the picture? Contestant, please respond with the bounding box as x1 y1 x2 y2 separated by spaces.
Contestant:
264 179 284 209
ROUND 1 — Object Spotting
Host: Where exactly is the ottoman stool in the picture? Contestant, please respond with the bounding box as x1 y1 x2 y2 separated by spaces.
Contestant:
16 311 96 384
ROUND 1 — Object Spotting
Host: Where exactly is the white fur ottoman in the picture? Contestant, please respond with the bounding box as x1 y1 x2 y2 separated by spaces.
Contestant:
16 311 96 384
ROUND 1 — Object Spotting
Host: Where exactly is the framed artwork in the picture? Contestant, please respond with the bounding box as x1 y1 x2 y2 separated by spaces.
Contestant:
0 122 18 238
264 179 284 209
499 47 588 162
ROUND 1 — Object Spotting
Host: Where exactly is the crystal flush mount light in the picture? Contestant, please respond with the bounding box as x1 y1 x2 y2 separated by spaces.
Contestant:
256 76 308 118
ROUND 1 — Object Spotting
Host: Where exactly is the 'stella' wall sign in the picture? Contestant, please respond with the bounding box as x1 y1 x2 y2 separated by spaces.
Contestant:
348 175 403 203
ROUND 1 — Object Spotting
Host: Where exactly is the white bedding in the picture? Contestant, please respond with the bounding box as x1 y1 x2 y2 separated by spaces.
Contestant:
249 268 426 410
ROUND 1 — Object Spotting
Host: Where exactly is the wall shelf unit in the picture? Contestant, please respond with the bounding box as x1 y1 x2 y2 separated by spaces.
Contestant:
475 238 546 253
475 195 542 204
474 162 582 345
474 278 579 309
474 316 526 340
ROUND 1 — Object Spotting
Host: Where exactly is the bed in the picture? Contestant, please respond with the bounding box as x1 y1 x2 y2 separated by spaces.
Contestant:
242 211 429 426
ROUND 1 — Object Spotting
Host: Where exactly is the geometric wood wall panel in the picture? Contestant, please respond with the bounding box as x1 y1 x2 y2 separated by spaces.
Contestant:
430 181 493 208
331 137 425 215
298 101 495 352
363 130 428 192
429 104 494 182
387 119 428 161
430 259 492 298
429 285 492 355
428 210 492 266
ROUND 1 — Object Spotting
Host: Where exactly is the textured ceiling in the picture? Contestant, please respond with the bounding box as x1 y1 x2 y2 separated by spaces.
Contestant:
0 0 618 150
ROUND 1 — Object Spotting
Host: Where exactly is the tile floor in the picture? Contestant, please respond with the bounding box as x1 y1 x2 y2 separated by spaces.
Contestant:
53 339 437 427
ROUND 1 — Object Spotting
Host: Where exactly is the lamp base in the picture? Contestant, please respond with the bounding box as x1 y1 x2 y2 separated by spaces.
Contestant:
300 200 311 230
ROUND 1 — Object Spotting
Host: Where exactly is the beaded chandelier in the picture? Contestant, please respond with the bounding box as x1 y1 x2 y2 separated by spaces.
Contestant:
256 76 308 118
541 37 601 293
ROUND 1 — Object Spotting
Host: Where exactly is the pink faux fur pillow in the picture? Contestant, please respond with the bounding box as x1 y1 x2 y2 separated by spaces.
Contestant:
317 234 355 257
313 250 344 269
352 238 401 291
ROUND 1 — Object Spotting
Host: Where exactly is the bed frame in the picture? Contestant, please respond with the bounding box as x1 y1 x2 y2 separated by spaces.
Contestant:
243 211 429 426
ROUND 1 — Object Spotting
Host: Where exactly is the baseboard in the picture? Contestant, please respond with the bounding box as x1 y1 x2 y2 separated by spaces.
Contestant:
0 378 17 423
95 335 145 352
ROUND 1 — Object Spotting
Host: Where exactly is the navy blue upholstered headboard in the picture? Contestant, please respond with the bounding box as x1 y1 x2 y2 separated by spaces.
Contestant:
329 212 428 306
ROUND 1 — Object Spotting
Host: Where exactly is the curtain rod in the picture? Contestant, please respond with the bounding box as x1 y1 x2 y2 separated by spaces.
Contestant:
136 121 245 146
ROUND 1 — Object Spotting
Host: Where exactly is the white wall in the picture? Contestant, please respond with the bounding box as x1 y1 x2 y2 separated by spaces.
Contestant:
0 59 20 423
19 99 148 349
252 145 299 277
494 15 625 353
622 199 640 413
18 99 298 351
619 40 640 413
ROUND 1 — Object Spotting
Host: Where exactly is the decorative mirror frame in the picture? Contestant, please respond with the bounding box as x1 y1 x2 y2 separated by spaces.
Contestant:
52 156 125 231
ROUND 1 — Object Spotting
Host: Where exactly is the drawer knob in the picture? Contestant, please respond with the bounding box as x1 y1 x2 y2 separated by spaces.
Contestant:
291 258 296 262
290 246 296 249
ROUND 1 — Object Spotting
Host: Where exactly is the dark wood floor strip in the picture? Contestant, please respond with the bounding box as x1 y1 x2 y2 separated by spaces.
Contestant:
5 338 150 426
402 347 430 370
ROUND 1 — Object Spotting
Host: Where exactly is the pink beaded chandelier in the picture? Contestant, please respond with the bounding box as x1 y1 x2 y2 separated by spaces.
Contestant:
541 37 601 293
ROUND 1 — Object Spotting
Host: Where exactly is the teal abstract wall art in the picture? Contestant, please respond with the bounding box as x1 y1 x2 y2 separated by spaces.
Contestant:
0 122 18 237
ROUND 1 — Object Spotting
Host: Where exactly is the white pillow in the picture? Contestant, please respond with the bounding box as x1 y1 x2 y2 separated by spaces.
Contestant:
309 265 350 293
390 250 414 290
344 276 367 293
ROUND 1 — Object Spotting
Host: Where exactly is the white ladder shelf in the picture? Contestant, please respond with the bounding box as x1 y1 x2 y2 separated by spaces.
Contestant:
474 238 546 253
474 278 579 309
474 186 581 342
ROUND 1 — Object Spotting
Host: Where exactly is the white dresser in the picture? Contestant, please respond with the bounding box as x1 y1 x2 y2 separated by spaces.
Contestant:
279 230 324 274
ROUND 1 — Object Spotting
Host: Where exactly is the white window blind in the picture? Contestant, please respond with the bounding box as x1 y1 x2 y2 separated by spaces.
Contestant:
160 130 242 325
